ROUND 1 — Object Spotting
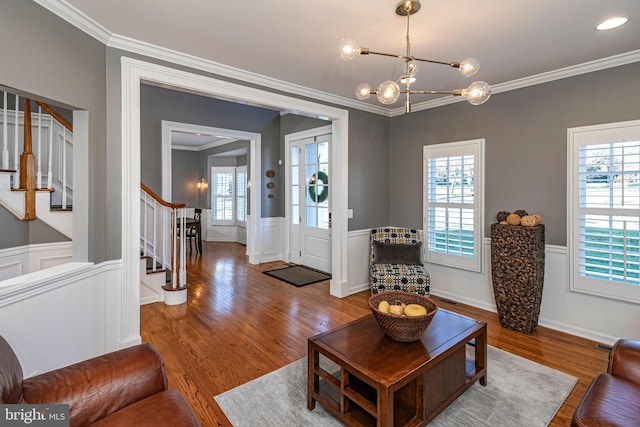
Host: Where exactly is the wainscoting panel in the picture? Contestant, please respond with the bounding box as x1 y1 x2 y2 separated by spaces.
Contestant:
0 260 123 377
259 217 285 263
347 229 372 294
0 261 22 281
0 242 73 282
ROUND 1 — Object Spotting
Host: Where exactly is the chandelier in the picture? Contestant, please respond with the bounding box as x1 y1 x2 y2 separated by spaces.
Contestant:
338 0 491 113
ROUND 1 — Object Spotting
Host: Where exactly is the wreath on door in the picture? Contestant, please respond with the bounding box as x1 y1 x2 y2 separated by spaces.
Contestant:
308 171 329 203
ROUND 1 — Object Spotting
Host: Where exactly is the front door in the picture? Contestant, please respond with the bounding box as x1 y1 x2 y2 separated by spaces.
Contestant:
288 131 331 273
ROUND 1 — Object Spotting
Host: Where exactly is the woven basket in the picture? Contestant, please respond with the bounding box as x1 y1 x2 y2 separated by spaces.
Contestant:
368 291 438 342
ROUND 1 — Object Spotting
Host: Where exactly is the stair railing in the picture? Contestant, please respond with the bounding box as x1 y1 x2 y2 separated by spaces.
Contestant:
0 90 74 214
140 183 187 290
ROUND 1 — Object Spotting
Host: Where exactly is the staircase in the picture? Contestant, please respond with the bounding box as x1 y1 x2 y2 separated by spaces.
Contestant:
0 91 73 238
1 89 187 305
139 183 189 305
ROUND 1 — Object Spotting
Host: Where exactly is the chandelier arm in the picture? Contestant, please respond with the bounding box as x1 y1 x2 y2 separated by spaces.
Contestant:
365 50 411 60
411 57 461 68
404 89 464 96
363 50 461 68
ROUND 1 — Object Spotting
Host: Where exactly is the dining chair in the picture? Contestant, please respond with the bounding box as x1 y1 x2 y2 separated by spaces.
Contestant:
186 208 202 253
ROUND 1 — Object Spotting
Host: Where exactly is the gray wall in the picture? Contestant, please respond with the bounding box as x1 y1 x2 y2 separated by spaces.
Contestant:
389 62 640 246
0 1 106 259
171 150 201 209
347 110 391 230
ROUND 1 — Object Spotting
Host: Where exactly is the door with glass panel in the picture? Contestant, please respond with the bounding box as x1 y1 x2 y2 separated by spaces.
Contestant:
289 133 331 273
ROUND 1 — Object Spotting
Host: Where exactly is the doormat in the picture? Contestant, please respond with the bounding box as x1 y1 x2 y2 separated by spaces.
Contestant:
263 265 331 287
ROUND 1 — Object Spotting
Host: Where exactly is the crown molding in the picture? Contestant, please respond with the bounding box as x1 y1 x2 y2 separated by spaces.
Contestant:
107 34 390 116
33 0 640 118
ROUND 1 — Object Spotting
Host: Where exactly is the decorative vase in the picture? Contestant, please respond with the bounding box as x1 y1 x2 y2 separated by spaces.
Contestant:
490 223 545 334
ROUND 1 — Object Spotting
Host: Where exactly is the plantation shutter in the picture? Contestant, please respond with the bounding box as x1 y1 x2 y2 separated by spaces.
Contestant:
568 120 640 303
423 139 484 272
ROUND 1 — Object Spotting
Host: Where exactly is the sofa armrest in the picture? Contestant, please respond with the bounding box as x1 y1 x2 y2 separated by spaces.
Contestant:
608 339 640 386
22 343 167 426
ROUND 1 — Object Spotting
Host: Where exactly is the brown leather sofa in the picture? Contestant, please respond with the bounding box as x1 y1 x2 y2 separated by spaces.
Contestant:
572 338 640 426
0 335 200 426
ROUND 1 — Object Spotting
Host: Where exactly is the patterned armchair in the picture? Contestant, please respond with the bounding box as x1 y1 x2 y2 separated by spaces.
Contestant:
369 227 430 296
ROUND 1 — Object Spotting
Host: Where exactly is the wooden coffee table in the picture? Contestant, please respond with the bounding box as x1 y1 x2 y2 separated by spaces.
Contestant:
307 309 487 426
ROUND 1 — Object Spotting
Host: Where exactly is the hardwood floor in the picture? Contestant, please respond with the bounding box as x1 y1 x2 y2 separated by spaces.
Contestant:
140 241 609 426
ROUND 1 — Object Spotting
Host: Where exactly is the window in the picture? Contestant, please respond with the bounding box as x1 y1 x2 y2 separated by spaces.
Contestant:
568 120 640 304
423 139 484 272
236 166 247 223
211 167 235 223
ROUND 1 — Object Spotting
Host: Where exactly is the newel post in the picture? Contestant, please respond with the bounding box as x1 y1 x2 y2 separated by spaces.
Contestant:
20 98 36 220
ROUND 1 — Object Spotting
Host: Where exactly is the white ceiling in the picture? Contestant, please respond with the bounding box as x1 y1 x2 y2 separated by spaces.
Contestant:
45 0 640 113
170 131 236 151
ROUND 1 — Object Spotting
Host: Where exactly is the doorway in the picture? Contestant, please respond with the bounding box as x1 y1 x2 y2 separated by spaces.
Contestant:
161 121 258 258
286 126 332 273
121 57 350 346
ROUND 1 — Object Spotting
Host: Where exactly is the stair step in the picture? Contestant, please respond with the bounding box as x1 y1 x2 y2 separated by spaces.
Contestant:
141 256 172 284
0 169 16 173
50 205 72 211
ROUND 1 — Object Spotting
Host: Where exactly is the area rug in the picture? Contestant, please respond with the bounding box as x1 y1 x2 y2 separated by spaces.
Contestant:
263 265 331 287
214 345 577 427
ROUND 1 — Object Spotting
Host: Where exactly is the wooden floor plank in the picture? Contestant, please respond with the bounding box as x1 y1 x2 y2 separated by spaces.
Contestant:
141 242 609 426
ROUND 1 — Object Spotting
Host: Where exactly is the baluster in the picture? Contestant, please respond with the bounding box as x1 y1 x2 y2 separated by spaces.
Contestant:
2 91 7 169
61 127 67 209
179 209 186 288
13 94 19 189
152 198 157 272
143 192 148 258
161 205 166 270
36 105 42 189
171 208 178 289
47 119 53 189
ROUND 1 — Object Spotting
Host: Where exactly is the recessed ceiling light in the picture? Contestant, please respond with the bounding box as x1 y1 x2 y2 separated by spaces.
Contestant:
596 16 628 31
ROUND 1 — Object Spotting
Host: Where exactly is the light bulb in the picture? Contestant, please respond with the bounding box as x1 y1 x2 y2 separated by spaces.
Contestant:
462 81 491 105
377 81 400 105
337 38 359 60
355 83 372 100
459 58 480 77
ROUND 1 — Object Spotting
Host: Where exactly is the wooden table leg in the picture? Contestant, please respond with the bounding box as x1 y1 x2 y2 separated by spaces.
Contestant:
476 326 488 386
378 386 394 427
308 343 318 410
